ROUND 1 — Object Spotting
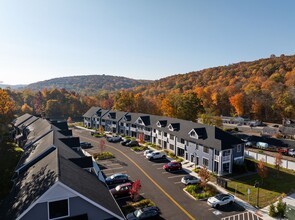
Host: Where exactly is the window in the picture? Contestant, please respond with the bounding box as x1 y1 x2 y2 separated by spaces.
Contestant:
215 150 219 155
203 146 209 154
120 122 124 126
158 130 161 135
145 127 151 131
138 119 142 124
158 139 161 145
48 199 69 219
180 138 185 144
223 150 230 156
203 158 209 167
170 134 174 140
190 130 196 137
170 144 174 151
237 145 241 152
164 132 167 137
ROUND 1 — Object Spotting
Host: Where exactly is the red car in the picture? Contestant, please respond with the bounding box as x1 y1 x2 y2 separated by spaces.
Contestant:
163 161 182 171
110 182 132 198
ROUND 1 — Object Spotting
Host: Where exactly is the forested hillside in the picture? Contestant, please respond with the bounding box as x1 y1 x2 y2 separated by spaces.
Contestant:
2 54 295 123
26 75 152 95
129 54 295 122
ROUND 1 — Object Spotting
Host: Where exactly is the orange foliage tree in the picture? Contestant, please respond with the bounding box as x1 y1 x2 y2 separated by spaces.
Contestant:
229 93 245 116
257 159 268 184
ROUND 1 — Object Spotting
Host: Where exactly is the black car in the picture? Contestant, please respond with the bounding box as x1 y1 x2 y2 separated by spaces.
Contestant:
126 140 139 147
105 173 129 185
80 142 92 149
126 206 160 220
121 140 131 146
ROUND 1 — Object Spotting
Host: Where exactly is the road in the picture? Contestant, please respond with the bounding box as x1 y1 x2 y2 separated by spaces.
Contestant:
73 127 245 220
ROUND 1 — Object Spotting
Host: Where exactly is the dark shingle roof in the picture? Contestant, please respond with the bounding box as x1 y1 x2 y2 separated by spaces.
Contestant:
0 114 124 220
82 107 101 118
12 113 34 127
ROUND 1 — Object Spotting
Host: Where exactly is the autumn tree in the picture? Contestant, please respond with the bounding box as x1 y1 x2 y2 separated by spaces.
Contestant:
45 99 60 118
21 103 33 114
98 125 104 134
257 159 268 184
275 152 283 176
99 139 106 153
0 89 15 141
138 133 144 143
129 179 141 202
229 93 245 116
199 166 210 188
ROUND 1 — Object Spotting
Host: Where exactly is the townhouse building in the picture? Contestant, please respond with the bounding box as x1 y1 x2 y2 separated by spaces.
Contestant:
1 114 124 220
83 108 245 176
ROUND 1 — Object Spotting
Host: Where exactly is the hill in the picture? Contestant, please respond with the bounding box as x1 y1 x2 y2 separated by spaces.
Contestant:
128 54 295 122
26 75 152 94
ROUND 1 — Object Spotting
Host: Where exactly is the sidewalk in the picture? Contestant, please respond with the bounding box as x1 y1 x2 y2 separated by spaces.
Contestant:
180 160 278 220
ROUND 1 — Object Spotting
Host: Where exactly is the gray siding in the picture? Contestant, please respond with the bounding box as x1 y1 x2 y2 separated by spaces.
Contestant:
21 196 120 220
21 202 48 220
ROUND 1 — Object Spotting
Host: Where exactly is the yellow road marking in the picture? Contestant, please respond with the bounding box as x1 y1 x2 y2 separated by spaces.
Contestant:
81 135 196 220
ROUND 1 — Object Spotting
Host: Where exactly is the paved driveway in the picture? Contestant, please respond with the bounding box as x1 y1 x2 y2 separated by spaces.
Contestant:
73 127 246 220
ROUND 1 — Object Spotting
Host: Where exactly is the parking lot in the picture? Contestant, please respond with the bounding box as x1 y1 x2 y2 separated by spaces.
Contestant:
74 127 247 220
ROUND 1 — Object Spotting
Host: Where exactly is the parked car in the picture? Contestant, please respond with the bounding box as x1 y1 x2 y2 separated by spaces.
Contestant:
146 151 166 160
288 148 295 157
163 161 182 171
143 149 154 156
181 175 200 185
126 206 160 220
207 194 234 208
107 135 122 143
80 142 92 149
105 173 129 185
110 182 132 198
126 140 139 147
121 139 131 146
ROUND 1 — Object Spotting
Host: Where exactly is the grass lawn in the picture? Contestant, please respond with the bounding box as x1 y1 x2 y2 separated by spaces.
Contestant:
227 162 295 208
0 141 23 200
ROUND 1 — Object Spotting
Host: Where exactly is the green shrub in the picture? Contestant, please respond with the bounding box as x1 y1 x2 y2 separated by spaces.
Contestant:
276 198 286 218
131 146 148 151
95 152 115 160
269 203 276 217
193 167 200 173
185 184 217 200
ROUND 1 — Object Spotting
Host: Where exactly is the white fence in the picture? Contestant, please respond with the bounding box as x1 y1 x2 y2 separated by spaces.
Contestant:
245 150 295 171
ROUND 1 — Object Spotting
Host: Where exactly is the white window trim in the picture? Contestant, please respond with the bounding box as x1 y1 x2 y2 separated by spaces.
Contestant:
202 157 209 167
47 198 70 220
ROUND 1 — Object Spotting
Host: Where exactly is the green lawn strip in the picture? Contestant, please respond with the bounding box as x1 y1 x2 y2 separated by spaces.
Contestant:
94 151 115 160
0 142 23 200
227 166 295 208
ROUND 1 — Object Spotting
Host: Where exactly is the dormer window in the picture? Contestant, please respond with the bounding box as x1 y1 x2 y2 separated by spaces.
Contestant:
156 121 161 127
190 130 197 137
188 128 207 140
168 124 173 131
138 119 142 124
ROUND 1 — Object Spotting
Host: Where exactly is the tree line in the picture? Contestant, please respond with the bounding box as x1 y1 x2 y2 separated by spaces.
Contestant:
1 54 295 123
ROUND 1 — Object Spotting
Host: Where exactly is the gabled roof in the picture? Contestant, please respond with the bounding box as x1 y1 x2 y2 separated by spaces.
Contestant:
93 109 110 119
157 120 167 127
103 110 128 122
82 107 101 118
0 114 124 220
189 127 207 140
12 113 34 127
168 123 180 131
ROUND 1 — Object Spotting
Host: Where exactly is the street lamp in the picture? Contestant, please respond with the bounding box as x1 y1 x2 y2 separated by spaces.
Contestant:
254 180 260 208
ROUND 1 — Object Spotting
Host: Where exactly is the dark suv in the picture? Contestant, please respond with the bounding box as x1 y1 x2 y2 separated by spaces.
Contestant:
126 140 139 147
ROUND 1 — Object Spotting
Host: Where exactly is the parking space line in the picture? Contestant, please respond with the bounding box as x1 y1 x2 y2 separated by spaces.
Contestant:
168 174 186 179
161 171 169 174
174 181 182 184
157 167 163 170
83 137 196 220
103 166 124 171
152 163 163 166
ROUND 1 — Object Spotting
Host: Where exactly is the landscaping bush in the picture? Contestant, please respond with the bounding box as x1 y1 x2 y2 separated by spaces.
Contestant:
131 146 148 152
95 152 115 160
123 199 156 214
193 167 200 173
185 184 217 200
269 203 276 217
276 198 287 218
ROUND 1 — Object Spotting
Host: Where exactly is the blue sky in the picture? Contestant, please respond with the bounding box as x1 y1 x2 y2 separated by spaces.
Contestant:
0 0 294 85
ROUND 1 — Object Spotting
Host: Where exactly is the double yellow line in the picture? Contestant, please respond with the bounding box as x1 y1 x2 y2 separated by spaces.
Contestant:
82 134 195 220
